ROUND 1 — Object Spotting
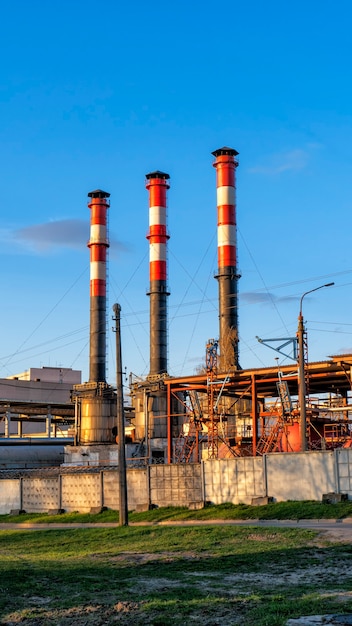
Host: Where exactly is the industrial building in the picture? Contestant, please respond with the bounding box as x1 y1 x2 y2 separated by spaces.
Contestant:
126 147 352 465
1 146 351 482
0 366 79 469
0 366 79 437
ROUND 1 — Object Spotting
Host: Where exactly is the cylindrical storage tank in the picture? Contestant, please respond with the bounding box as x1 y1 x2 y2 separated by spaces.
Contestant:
280 422 301 452
130 385 184 444
79 397 116 444
147 391 168 439
130 387 145 441
130 387 168 440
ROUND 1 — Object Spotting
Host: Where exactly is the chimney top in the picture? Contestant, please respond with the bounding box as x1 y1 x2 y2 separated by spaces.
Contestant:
145 170 170 181
88 189 110 198
212 147 239 157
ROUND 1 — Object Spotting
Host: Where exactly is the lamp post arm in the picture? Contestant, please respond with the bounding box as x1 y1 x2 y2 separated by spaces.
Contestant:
299 282 335 316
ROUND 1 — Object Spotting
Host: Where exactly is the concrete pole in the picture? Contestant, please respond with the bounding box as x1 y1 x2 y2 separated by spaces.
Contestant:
113 303 128 526
251 374 258 455
297 312 307 452
297 282 334 452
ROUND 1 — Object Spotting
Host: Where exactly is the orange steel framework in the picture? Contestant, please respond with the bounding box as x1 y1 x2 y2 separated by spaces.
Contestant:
164 354 352 463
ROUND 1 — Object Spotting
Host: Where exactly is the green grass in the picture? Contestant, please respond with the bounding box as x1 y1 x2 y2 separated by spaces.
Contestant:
0 524 351 625
130 500 352 522
1 499 352 525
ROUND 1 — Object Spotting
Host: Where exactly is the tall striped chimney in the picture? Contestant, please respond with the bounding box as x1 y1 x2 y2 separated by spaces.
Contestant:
212 147 240 371
146 171 170 376
87 189 110 383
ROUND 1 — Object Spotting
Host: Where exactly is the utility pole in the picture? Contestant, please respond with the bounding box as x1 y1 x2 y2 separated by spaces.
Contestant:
297 283 334 452
113 303 128 526
297 311 307 451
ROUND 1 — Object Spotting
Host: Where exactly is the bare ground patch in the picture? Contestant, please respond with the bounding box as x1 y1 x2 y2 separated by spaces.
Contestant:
108 550 200 564
2 531 352 625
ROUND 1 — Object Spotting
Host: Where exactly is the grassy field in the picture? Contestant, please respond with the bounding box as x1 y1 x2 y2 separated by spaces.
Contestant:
1 503 352 625
2 499 352 524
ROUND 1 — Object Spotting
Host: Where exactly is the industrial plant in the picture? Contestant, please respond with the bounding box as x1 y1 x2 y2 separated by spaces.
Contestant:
0 146 351 513
125 147 352 464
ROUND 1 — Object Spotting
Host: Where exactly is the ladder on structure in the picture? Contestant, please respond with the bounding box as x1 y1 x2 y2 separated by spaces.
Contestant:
174 423 197 463
256 420 285 455
256 364 292 455
276 376 292 417
189 390 203 422
174 390 203 463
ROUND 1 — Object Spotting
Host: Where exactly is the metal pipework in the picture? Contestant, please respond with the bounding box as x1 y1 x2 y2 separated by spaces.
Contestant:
146 171 170 376
87 189 110 383
212 147 240 371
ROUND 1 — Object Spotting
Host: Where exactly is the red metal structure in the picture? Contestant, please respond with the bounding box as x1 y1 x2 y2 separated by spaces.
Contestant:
165 355 352 462
132 148 352 463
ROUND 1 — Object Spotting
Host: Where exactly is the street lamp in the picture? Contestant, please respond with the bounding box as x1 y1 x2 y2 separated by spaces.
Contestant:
113 303 128 526
297 282 334 452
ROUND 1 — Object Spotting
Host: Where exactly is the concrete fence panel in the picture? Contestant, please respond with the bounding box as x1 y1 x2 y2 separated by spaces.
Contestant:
61 473 101 512
266 451 336 502
150 463 202 507
335 448 352 496
22 477 60 512
102 468 149 511
0 479 21 514
102 471 119 510
126 468 149 510
203 457 265 504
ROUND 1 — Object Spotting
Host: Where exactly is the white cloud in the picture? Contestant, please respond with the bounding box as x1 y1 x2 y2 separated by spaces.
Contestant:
13 219 88 251
240 292 297 305
248 148 310 175
0 219 127 255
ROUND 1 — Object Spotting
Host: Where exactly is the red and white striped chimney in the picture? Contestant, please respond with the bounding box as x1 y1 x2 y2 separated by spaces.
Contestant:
87 189 110 383
146 171 170 376
212 147 240 370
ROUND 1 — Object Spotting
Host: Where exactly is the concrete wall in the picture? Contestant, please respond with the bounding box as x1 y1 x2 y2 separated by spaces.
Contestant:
204 457 264 505
103 469 148 511
335 448 352 494
0 479 21 514
150 463 202 507
265 451 337 502
22 477 60 512
2 449 352 514
61 474 102 513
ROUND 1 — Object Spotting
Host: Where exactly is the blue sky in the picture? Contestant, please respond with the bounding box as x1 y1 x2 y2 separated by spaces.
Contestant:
1 0 352 386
